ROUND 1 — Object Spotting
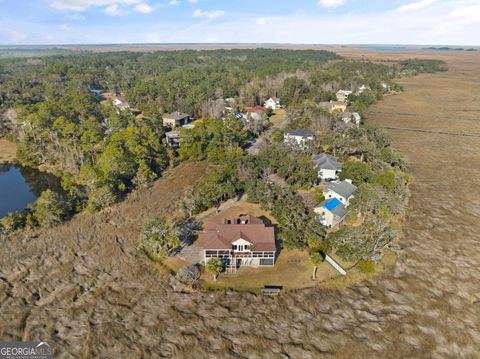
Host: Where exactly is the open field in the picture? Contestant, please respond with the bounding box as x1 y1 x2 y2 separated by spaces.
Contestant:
1 49 480 358
0 138 16 163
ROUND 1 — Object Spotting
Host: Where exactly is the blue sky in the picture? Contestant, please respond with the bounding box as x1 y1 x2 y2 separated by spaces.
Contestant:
0 0 479 45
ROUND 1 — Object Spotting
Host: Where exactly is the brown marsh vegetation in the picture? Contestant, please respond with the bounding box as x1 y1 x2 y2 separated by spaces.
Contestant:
1 50 480 358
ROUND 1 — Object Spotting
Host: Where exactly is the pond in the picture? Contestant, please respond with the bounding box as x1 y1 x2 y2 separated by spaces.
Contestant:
0 164 63 218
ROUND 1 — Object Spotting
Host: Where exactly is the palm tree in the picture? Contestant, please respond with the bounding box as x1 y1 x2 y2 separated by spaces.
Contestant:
309 252 324 281
206 258 223 281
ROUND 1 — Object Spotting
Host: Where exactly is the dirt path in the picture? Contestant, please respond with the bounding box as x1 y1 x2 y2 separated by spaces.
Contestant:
1 52 480 358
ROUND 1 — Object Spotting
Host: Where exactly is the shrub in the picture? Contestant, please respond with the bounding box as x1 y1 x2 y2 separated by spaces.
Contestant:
32 190 70 227
358 259 376 273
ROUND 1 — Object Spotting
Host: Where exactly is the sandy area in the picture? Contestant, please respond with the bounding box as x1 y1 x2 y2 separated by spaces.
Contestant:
0 138 16 163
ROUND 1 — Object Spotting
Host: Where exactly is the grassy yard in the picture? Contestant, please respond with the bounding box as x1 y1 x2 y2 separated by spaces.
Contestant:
0 138 16 163
202 249 343 292
269 108 286 126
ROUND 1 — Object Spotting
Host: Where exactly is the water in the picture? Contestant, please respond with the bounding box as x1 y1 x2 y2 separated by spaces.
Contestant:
0 165 63 218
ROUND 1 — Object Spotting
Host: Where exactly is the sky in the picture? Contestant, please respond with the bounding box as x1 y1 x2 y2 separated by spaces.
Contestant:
0 0 479 45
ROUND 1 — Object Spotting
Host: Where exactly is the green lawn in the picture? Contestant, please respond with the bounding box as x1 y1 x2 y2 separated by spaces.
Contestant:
202 249 342 292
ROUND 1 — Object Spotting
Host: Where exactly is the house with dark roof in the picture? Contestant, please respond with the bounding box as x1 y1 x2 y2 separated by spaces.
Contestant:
324 179 357 207
312 153 342 181
203 215 276 271
314 198 347 227
163 111 190 128
283 128 315 149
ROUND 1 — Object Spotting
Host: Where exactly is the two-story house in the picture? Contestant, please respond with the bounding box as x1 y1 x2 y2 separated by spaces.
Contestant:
284 128 316 149
163 111 190 128
264 97 282 110
203 215 276 271
323 179 357 207
312 153 342 181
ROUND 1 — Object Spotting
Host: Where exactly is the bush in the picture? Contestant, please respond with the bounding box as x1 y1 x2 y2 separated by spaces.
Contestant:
32 190 70 227
86 186 118 212
141 217 181 259
358 259 375 273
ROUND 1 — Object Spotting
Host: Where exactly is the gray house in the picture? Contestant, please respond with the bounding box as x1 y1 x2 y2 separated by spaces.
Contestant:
284 128 315 148
323 179 357 207
312 153 342 181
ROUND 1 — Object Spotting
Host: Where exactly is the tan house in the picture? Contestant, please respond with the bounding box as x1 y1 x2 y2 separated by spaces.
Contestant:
329 101 347 113
163 111 190 128
203 215 276 271
336 90 352 102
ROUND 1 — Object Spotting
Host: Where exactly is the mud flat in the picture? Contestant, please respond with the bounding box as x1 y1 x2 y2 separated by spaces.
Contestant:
1 51 480 358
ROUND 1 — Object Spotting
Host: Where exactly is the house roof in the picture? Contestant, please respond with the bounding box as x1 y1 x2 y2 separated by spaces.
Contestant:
285 128 315 138
163 111 189 120
246 105 265 113
326 180 357 199
317 198 347 218
312 153 341 170
203 215 276 251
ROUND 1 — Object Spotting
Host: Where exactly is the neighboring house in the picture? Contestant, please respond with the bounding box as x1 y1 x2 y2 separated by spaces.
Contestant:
112 97 130 111
314 198 347 228
246 105 266 121
165 131 180 147
203 215 276 271
323 179 357 207
357 84 371 94
163 112 190 128
381 82 391 93
312 153 342 181
324 100 347 113
264 97 282 110
330 101 347 113
341 112 362 126
336 90 352 102
284 128 316 148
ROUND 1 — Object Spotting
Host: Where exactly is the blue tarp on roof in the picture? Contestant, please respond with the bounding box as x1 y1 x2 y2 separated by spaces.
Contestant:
324 198 341 211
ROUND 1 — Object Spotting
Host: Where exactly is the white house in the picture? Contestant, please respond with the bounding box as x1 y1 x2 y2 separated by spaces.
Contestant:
323 179 357 207
312 153 342 181
284 128 315 149
112 98 130 111
264 97 282 110
314 198 347 227
336 90 352 102
341 112 362 126
357 84 371 94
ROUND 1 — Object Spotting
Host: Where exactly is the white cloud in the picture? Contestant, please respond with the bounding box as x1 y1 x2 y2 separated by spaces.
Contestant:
60 23 73 30
256 17 272 25
188 0 199 3
104 4 123 15
169 0 178 5
133 3 154 13
48 0 141 12
193 9 225 19
318 0 346 8
396 0 440 12
68 14 86 20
